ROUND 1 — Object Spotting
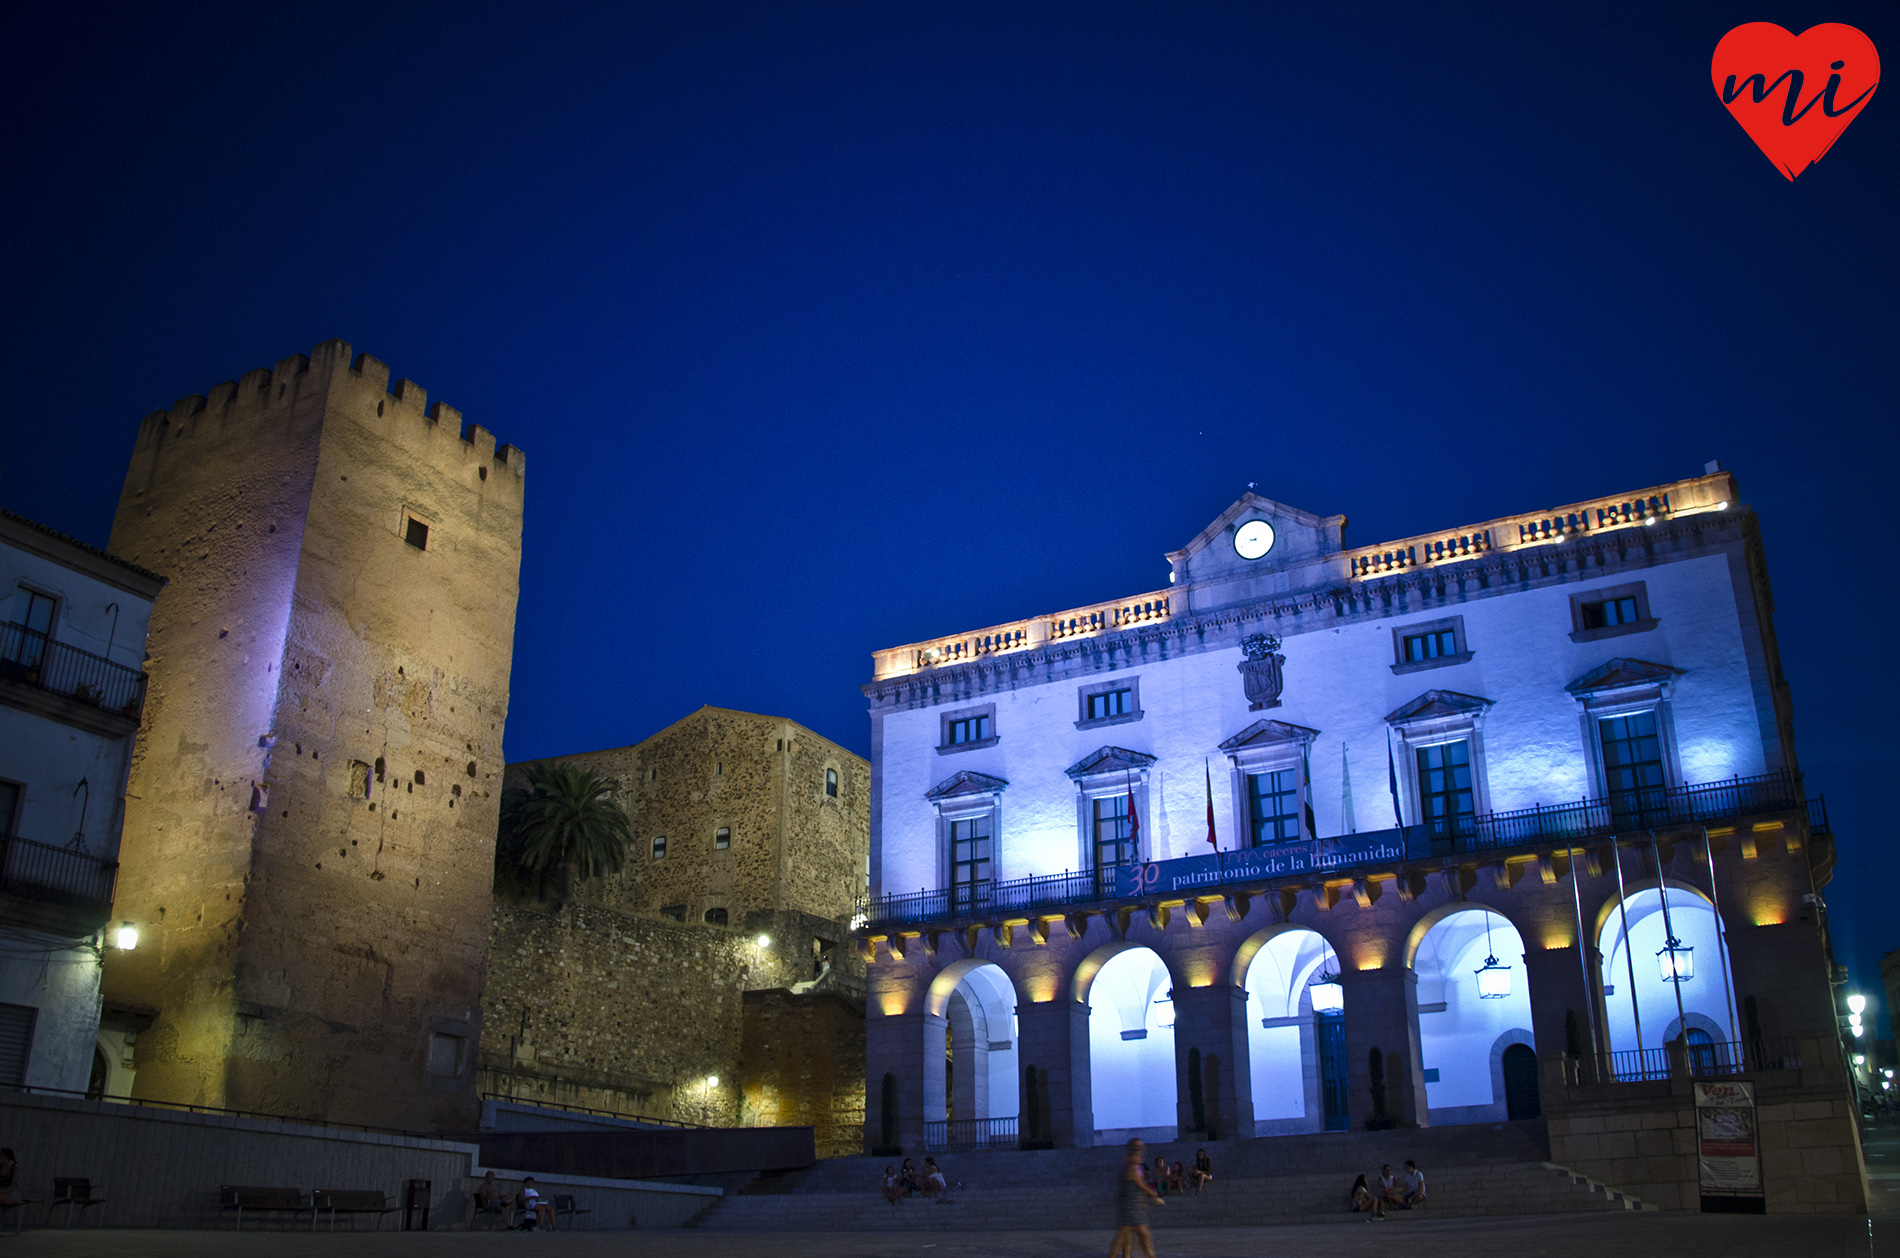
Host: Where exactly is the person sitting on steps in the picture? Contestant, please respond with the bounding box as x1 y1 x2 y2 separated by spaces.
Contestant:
921 1158 948 1198
1350 1173 1385 1220
1378 1164 1405 1211
1400 1160 1427 1209
1188 1148 1213 1193
881 1165 903 1205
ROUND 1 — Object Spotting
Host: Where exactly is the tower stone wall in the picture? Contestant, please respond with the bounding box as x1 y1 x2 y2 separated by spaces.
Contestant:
102 338 525 1132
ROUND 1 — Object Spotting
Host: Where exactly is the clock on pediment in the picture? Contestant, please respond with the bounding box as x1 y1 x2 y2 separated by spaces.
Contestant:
1234 519 1276 560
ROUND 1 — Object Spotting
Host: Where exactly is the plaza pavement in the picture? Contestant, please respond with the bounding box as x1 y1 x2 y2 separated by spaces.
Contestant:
2 1211 1890 1258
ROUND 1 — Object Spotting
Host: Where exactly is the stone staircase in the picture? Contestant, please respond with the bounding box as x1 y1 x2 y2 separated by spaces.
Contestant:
694 1122 1654 1230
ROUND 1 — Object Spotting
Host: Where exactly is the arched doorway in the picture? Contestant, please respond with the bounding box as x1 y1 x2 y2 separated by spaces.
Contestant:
1411 906 1534 1124
1237 927 1339 1135
1081 946 1177 1140
1596 884 1736 1078
1501 1043 1540 1120
924 962 1020 1148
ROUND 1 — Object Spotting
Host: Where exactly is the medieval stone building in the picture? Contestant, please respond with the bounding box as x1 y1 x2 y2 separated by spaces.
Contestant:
858 467 1866 1212
99 340 525 1133
482 706 868 1153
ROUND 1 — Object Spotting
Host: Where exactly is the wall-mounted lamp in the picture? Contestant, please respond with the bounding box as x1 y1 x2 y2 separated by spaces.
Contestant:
1847 994 1867 1015
1308 938 1345 1013
114 922 138 951
755 934 771 948
705 1074 720 1088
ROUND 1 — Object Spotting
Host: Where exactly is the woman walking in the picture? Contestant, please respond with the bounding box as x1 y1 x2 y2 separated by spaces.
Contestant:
1108 1138 1164 1258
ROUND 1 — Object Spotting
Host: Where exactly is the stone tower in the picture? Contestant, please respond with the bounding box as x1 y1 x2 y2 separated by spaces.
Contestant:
101 339 525 1132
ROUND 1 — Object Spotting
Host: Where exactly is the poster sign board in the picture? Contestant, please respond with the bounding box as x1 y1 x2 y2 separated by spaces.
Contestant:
1117 828 1410 899
1694 1079 1765 1213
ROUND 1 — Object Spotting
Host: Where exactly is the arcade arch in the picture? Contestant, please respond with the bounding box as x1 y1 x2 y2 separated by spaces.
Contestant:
1237 926 1337 1134
1596 883 1735 1071
1081 944 1177 1138
1412 906 1533 1124
925 961 1019 1124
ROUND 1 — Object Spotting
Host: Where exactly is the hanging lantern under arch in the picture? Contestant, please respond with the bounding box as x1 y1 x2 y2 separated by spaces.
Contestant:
1308 973 1344 1014
1657 936 1694 983
1473 911 1513 999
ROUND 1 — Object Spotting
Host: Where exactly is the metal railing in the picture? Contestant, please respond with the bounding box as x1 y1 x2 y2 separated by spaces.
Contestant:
924 1116 1019 1151
1592 1037 1803 1082
1420 772 1802 856
0 833 117 910
477 1091 714 1130
0 623 147 719
863 772 1819 930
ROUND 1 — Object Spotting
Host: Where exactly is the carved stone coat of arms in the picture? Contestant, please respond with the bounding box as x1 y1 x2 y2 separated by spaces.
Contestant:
1238 633 1285 711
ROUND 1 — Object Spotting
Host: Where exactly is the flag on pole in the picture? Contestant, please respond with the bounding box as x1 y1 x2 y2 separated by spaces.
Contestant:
1302 746 1318 840
1204 759 1218 852
1126 773 1140 854
1387 738 1403 827
1340 742 1357 835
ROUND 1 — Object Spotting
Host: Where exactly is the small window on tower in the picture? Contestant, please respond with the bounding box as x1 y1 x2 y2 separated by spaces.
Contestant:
651 834 667 859
404 517 430 550
715 827 731 849
826 768 839 798
704 907 729 927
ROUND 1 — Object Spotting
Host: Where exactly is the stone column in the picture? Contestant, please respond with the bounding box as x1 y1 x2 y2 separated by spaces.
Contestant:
1524 945 1594 1084
1017 997 1093 1147
1340 967 1427 1128
864 1006 930 1154
1169 983 1256 1140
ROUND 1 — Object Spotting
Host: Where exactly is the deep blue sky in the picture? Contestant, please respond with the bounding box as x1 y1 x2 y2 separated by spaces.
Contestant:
3 3 1893 1018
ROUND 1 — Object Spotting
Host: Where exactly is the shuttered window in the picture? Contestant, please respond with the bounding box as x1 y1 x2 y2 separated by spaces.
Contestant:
0 1003 37 1087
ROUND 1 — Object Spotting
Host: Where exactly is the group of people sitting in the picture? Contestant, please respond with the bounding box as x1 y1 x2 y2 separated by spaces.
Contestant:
881 1157 954 1202
474 1171 560 1230
1148 1149 1214 1197
1349 1161 1426 1219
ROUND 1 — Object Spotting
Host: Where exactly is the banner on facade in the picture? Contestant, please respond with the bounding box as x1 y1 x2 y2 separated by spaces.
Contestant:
1119 829 1410 899
1693 1079 1765 1212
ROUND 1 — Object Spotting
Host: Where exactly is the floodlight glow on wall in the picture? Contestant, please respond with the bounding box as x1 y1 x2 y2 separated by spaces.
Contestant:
1474 913 1512 999
1656 936 1693 983
1847 994 1867 1015
114 922 137 951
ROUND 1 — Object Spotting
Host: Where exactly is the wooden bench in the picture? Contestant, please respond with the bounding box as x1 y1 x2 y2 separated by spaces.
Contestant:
219 1185 314 1230
312 1188 401 1231
48 1178 107 1228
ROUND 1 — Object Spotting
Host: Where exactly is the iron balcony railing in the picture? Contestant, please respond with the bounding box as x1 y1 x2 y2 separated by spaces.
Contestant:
0 833 119 912
0 623 148 720
1593 1036 1802 1083
924 1116 1019 1152
864 772 1815 930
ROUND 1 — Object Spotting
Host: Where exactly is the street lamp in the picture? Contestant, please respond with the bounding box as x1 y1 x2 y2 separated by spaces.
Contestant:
114 922 138 951
1847 994 1867 1015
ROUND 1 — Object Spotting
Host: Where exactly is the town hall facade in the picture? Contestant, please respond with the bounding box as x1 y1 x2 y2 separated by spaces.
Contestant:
856 467 1866 1213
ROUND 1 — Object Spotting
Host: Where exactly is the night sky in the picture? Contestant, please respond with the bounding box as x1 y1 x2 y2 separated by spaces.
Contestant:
3 4 1893 1018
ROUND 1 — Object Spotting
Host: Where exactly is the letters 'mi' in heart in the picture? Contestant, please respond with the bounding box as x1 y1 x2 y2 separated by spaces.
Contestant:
1711 23 1879 180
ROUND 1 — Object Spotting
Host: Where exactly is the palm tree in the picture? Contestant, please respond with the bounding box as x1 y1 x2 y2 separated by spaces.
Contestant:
502 762 631 898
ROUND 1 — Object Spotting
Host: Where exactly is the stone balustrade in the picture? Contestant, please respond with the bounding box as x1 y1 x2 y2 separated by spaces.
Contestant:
871 592 1173 679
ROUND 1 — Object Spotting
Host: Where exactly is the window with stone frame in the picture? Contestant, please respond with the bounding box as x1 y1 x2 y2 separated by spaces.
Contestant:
704 907 729 927
826 767 839 797
1389 615 1471 675
651 833 667 859
1247 768 1302 845
938 703 998 754
949 815 992 913
714 826 730 850
1075 677 1144 730
1414 740 1476 840
1568 581 1657 643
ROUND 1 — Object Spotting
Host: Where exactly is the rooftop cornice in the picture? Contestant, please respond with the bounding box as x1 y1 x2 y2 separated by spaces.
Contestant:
862 506 1751 712
0 509 167 597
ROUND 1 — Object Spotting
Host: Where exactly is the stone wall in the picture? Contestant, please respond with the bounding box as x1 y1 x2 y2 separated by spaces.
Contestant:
741 987 866 1158
482 900 756 1124
102 339 525 1132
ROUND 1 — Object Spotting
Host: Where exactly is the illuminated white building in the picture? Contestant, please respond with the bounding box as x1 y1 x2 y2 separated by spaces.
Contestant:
854 467 1866 1213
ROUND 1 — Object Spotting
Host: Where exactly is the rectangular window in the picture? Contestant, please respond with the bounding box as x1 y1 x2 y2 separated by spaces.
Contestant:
947 715 991 745
426 1031 465 1079
1092 794 1137 869
0 780 19 835
404 517 430 550
826 768 839 797
1247 769 1302 845
3 589 56 670
0 1002 37 1089
651 834 667 859
1416 741 1476 839
949 816 993 914
1580 596 1640 631
1086 689 1132 721
714 827 730 850
1403 630 1458 663
1600 711 1666 827
660 904 686 922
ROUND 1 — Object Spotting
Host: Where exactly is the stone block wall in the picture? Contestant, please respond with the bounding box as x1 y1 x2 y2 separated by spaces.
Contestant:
741 988 866 1158
482 900 756 1125
103 339 525 1133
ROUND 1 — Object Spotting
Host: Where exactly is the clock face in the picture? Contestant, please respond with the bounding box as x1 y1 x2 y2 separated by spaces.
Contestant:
1234 519 1276 560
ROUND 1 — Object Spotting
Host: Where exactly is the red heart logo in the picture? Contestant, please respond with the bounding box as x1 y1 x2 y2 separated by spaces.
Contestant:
1711 23 1879 180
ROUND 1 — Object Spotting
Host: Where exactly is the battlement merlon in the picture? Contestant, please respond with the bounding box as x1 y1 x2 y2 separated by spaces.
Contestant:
125 339 525 483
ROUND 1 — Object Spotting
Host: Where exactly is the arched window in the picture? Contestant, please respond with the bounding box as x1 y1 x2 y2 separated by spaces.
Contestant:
704 907 728 927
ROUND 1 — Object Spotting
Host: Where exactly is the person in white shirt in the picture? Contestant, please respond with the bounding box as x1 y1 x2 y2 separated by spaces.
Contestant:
1377 1164 1403 1210
1400 1161 1426 1208
516 1177 556 1230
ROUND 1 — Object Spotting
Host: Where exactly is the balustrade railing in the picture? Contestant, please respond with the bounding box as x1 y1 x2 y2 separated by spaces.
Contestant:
925 1116 1019 1151
863 773 1815 930
0 833 119 910
1591 1037 1802 1083
0 623 148 719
